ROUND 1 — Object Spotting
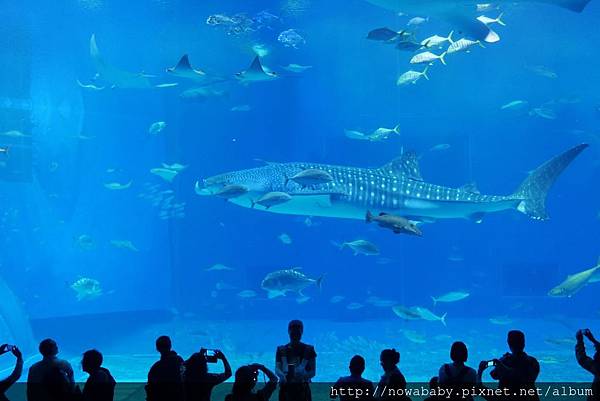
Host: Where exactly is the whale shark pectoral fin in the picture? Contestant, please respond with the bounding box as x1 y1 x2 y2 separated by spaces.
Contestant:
468 212 485 224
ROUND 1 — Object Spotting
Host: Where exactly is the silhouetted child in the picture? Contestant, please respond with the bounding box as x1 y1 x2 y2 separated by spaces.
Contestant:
146 336 185 401
0 344 23 401
331 355 374 401
81 349 115 401
184 348 232 401
576 329 600 401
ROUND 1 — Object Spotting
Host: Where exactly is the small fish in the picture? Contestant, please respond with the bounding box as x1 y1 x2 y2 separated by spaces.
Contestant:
501 100 529 111
489 315 513 325
431 291 470 306
413 306 447 325
346 302 364 310
544 337 576 346
215 184 249 199
429 143 451 152
407 16 428 26
180 87 227 100
526 65 558 79
149 121 167 135
215 281 237 291
231 105 252 112
395 40 422 52
476 13 506 26
150 168 179 182
420 31 454 48
366 211 422 236
402 330 427 344
75 234 95 251
252 192 292 209
339 239 380 256
396 67 429 86
286 169 333 187
282 64 313 73
110 240 139 252
367 27 403 42
0 130 29 138
237 290 257 298
296 295 311 304
161 163 187 172
330 295 345 304
476 3 496 12
205 264 234 272
410 51 447 66
529 107 557 120
0 147 8 155
447 38 484 54
278 233 293 245
104 181 132 190
344 129 370 141
76 80 105 91
369 125 401 141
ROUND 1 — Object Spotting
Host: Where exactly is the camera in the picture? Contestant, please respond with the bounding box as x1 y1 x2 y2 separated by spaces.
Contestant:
203 349 218 363
487 360 496 368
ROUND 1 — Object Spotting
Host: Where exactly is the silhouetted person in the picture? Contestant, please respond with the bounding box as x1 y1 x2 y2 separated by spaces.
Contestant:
374 349 409 401
331 355 374 401
81 349 115 401
225 364 278 401
27 338 77 401
0 344 23 401
438 342 477 401
184 348 232 401
576 329 600 401
275 320 316 401
423 377 441 401
479 330 539 401
146 335 184 401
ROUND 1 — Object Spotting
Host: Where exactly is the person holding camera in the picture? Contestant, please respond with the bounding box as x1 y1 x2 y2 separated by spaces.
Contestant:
184 348 232 401
0 344 23 401
575 329 600 401
275 320 317 401
477 330 539 401
225 364 278 401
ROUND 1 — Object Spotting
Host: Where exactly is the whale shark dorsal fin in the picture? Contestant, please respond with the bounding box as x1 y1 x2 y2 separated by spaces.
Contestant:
379 151 423 181
248 56 266 74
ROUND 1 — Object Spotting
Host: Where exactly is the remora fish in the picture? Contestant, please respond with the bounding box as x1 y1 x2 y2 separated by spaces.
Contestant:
364 0 591 43
195 145 588 224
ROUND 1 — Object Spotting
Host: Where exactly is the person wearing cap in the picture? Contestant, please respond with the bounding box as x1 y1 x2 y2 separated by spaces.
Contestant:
275 320 317 401
575 329 600 401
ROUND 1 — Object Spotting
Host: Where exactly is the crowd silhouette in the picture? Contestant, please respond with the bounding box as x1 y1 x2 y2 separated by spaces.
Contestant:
1 322 599 401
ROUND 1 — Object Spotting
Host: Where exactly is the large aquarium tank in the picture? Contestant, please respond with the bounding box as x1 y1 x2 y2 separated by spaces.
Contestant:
1 0 599 394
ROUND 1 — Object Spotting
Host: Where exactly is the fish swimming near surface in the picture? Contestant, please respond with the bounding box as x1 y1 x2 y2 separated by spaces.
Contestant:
260 268 323 298
364 0 592 43
548 257 600 297
235 56 278 84
195 144 588 225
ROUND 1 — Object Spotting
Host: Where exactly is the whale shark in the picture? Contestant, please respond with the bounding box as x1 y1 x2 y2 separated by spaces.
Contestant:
195 144 588 223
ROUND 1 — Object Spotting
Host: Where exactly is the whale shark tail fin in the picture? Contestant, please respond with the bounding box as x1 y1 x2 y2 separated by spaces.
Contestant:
514 144 588 220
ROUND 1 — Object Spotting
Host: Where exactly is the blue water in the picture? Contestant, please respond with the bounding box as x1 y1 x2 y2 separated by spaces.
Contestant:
1 0 599 384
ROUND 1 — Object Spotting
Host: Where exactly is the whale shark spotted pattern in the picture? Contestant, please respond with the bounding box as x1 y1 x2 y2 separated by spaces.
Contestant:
196 144 588 223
